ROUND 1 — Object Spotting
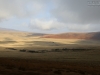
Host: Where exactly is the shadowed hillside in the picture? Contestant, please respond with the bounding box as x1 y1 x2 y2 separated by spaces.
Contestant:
42 32 100 40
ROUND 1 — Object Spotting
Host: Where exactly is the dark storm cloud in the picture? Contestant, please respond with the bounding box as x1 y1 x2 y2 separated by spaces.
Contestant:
51 0 100 31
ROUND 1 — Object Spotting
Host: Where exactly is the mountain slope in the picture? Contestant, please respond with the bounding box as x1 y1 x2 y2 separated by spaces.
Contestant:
42 32 100 40
0 27 47 37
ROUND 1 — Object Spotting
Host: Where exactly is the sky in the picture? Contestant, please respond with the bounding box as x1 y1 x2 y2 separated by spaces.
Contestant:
0 0 100 33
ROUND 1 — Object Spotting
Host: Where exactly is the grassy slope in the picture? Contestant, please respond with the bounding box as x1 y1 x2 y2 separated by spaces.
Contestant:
0 31 100 61
0 31 100 47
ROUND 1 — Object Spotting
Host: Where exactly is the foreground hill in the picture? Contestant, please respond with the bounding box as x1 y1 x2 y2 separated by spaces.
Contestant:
42 32 100 40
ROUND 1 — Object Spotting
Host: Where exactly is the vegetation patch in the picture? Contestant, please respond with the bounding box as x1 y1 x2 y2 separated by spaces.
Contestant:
19 49 26 52
6 48 17 50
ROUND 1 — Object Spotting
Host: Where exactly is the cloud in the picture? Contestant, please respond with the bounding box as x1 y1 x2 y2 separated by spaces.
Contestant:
27 0 100 32
0 0 100 32
29 18 66 30
0 0 47 20
51 0 100 32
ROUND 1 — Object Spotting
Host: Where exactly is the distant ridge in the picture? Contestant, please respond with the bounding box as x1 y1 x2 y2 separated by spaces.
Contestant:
0 27 20 32
0 27 100 40
0 27 47 36
0 27 31 33
42 32 100 40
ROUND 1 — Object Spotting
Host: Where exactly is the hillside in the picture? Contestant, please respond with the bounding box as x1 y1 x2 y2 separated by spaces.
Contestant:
42 32 100 40
0 27 100 40
0 28 46 37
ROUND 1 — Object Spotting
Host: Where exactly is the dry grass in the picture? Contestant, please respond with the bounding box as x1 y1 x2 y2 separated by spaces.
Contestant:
0 31 100 47
0 58 100 75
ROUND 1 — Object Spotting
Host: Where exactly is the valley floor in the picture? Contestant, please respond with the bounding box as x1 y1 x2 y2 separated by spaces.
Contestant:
0 44 100 75
0 57 100 75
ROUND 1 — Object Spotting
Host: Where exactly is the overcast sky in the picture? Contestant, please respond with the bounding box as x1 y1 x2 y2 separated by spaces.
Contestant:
0 0 100 33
